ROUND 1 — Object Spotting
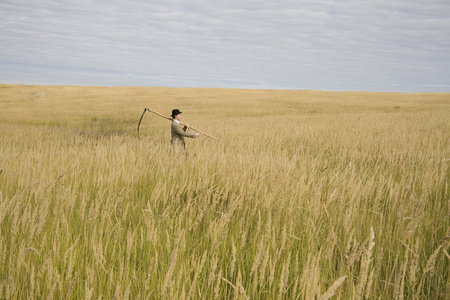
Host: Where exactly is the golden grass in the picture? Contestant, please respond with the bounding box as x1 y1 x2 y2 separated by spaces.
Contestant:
0 84 449 299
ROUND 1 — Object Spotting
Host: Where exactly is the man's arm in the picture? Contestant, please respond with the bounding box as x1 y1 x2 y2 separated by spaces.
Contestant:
173 123 197 138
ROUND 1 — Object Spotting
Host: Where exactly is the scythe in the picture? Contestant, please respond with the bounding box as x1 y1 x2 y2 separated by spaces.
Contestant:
137 108 221 142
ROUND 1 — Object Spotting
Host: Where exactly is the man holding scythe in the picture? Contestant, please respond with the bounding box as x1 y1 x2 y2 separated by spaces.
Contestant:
170 109 203 150
137 107 219 144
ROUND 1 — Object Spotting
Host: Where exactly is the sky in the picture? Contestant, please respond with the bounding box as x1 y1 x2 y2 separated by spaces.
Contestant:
1 0 450 92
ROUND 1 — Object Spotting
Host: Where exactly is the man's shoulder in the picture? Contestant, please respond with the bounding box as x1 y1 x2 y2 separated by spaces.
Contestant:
171 120 183 131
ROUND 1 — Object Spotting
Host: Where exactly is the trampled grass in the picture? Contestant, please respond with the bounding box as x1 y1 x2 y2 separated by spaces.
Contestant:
0 84 449 299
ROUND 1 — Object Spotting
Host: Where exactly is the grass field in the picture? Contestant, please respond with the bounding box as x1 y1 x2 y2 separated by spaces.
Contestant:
0 84 449 299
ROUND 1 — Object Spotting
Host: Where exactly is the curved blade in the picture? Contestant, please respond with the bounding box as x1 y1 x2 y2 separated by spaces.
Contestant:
137 108 147 134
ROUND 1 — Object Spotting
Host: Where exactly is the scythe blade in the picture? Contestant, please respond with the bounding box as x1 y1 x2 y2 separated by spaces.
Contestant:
137 108 147 134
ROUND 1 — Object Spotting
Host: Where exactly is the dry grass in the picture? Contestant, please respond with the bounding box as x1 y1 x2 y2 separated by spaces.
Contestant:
0 84 449 299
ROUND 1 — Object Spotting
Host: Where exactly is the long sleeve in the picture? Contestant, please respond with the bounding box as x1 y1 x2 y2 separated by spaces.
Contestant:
172 122 196 138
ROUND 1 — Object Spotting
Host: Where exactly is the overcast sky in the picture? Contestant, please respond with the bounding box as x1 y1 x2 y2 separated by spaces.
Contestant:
1 0 449 92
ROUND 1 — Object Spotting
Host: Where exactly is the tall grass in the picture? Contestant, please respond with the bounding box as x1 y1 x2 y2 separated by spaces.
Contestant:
0 84 449 299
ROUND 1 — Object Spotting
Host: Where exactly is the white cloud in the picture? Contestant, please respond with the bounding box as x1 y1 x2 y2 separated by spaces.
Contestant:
0 0 449 91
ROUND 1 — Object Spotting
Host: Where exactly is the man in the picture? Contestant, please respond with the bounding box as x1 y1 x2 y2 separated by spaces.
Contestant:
170 109 203 149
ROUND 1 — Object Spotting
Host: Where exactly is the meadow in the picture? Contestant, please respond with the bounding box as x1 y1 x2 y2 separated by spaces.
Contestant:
0 84 448 299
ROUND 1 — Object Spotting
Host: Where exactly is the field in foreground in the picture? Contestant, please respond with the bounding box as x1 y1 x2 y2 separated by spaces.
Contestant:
0 84 449 299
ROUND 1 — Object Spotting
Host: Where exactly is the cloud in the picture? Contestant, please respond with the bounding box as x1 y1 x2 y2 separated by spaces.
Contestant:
0 0 449 91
